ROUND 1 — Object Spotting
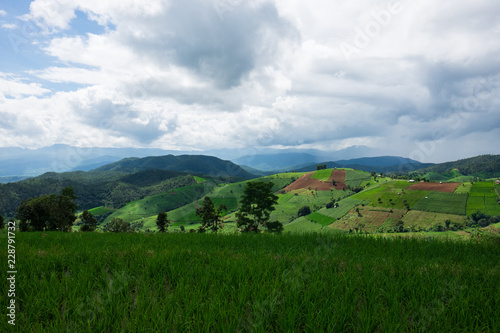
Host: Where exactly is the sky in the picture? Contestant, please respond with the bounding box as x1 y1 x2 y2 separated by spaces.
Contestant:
0 0 499 163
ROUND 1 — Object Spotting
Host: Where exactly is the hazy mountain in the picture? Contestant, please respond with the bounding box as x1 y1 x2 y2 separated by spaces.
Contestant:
93 155 256 179
233 145 385 171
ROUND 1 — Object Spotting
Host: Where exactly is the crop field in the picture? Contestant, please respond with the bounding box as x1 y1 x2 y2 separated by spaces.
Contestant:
352 181 429 210
271 190 348 224
344 169 371 188
306 212 335 226
4 231 498 332
331 207 407 232
283 217 326 232
315 197 370 220
408 182 460 193
401 211 466 229
412 192 468 215
466 182 500 216
454 182 472 194
311 169 332 181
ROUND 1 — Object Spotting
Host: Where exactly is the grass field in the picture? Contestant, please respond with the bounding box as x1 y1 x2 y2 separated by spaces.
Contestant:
315 197 370 220
413 192 468 215
466 182 500 216
306 212 335 226
3 231 499 332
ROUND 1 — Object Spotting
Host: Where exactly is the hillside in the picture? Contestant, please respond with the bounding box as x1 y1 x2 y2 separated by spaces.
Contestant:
94 154 256 179
297 156 433 173
416 154 500 178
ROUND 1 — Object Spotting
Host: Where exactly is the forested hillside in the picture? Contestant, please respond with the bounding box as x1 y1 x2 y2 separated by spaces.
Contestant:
417 155 500 177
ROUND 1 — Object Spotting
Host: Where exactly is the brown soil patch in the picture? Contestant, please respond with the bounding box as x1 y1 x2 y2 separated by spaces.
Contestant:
284 170 348 192
407 182 460 193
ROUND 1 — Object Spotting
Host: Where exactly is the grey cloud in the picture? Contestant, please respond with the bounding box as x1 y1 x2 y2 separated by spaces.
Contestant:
123 0 296 88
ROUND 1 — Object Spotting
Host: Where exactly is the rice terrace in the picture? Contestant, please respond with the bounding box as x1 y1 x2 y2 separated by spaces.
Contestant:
1 154 500 332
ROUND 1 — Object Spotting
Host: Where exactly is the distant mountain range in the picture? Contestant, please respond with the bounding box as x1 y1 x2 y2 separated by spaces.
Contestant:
0 144 385 179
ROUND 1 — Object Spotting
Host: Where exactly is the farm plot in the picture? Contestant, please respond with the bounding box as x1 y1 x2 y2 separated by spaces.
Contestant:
311 169 333 181
344 169 371 188
408 182 460 193
329 207 407 232
466 182 500 216
352 181 428 210
413 192 467 215
283 171 347 191
316 197 370 220
402 211 466 230
307 212 335 226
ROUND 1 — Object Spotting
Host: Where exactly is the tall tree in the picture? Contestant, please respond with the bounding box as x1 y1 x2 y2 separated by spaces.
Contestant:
236 181 279 232
156 212 169 233
0 214 4 229
80 210 98 231
16 187 78 232
196 197 227 233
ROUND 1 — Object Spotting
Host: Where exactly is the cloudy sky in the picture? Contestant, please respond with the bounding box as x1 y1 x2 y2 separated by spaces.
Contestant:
0 0 499 162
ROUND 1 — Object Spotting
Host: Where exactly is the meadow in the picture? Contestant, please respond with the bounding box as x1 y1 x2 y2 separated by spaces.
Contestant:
2 231 499 332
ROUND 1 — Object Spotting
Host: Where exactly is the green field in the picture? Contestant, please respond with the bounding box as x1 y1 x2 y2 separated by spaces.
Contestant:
102 183 215 225
344 169 371 188
352 181 428 210
311 169 332 181
402 211 466 230
413 192 468 215
3 231 499 332
306 211 335 226
466 182 500 216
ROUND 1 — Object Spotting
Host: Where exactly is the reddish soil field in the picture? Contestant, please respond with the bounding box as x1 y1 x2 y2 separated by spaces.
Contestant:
284 170 347 192
407 182 460 193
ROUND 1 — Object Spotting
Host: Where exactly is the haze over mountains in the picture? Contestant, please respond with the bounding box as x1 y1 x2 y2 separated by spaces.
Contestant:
0 144 388 179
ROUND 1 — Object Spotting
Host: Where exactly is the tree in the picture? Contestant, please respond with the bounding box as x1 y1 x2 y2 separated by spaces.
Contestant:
156 212 169 233
16 187 78 232
297 206 311 217
196 197 227 233
104 218 133 233
0 214 4 229
236 181 279 232
80 210 98 232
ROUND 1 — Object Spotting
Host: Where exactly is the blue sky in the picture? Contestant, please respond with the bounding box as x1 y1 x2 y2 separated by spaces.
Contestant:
0 0 499 163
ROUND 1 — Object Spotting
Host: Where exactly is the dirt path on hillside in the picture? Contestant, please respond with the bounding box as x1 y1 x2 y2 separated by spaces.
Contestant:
284 170 348 192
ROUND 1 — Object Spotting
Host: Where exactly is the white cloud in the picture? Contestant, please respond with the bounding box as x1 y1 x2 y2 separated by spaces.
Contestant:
0 10 6 17
1 23 17 30
0 0 499 162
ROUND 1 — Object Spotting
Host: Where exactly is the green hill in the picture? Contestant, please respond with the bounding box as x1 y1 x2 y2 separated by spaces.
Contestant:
94 154 256 179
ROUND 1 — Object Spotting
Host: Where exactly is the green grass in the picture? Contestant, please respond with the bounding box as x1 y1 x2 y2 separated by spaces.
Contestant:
3 231 499 332
413 192 468 215
88 206 115 215
311 169 332 181
454 182 472 194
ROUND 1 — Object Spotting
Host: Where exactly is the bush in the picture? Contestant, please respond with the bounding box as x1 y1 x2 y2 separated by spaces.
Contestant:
297 206 311 217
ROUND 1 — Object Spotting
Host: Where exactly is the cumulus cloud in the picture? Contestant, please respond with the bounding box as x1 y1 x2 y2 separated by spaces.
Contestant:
0 0 499 162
